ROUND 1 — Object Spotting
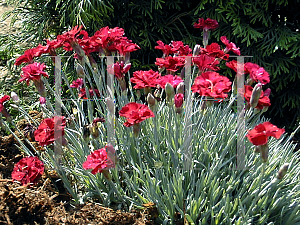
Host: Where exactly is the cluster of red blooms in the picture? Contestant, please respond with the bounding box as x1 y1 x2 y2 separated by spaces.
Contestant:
15 26 140 66
15 26 140 99
8 17 282 186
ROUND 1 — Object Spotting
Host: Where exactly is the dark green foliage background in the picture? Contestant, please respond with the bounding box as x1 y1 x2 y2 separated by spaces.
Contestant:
3 0 300 134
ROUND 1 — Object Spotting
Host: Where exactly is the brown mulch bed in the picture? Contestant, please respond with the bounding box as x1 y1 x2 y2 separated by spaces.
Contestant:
0 128 156 225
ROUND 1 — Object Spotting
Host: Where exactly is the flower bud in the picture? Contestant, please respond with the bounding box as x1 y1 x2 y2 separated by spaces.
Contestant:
174 93 184 114
147 93 157 112
89 124 99 138
165 83 175 104
193 44 201 56
174 93 184 108
77 64 85 78
39 97 46 105
277 163 289 179
11 92 19 103
83 125 90 141
176 82 184 94
250 83 262 108
259 143 269 163
264 88 271 97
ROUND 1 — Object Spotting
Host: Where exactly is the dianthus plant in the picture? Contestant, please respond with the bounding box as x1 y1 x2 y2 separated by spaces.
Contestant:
1 18 300 224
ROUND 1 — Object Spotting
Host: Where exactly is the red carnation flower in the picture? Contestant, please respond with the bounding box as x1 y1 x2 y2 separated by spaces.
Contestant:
242 85 271 110
119 102 155 127
246 122 285 146
78 88 100 99
115 38 140 56
155 40 191 56
155 40 173 56
192 55 219 72
226 61 270 85
11 156 44 186
83 146 115 175
34 116 66 146
93 26 125 52
15 44 49 66
18 62 49 86
157 75 183 89
191 71 232 99
155 56 185 72
70 78 84 88
193 18 219 31
0 95 10 112
201 43 229 60
130 70 161 89
220 36 240 55
249 67 270 85
225 60 245 74
57 25 84 46
170 41 191 56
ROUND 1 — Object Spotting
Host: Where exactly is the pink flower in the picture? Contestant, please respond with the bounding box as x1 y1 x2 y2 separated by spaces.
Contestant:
0 95 10 112
130 70 161 89
193 18 219 31
191 71 232 99
39 97 46 105
119 102 155 127
220 36 240 55
157 75 183 89
34 116 66 146
11 156 44 186
18 62 49 86
83 146 115 175
70 78 84 88
174 93 184 108
246 122 285 146
155 56 185 72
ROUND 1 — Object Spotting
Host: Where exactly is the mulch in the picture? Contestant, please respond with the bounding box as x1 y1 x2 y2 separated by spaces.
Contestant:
0 125 156 225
